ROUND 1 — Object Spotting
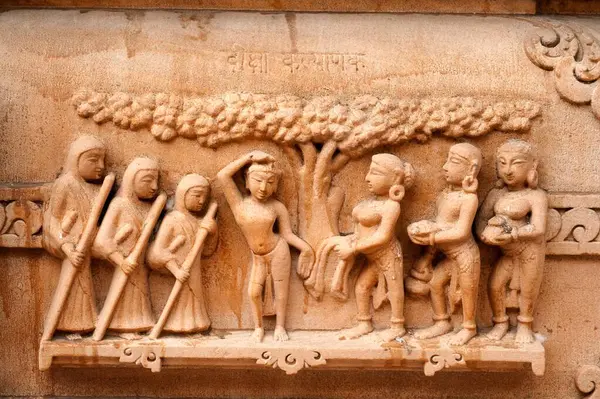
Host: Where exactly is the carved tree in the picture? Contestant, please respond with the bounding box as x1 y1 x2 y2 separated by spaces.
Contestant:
72 90 540 249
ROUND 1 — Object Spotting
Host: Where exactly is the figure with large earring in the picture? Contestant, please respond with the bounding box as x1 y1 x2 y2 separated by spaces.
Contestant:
476 139 547 344
93 157 164 339
328 154 415 342
217 151 314 343
147 174 218 335
42 135 114 340
408 143 482 346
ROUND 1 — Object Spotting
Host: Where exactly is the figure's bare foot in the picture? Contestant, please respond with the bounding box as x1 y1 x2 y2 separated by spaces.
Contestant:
515 322 535 344
252 327 265 343
486 322 509 341
379 326 406 342
65 333 82 341
413 320 452 340
119 332 143 340
449 328 477 346
273 326 289 342
339 321 374 340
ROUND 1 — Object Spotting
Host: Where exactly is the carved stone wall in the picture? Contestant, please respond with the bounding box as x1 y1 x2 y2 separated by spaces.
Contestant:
1 9 600 399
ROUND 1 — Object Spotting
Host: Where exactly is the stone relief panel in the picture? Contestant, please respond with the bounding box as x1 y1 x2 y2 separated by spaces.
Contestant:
1 11 600 397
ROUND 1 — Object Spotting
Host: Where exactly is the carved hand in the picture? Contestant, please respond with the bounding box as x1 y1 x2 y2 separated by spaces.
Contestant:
297 248 315 279
62 243 85 268
247 150 275 164
200 218 218 235
174 267 190 283
334 241 355 260
120 258 138 275
409 233 432 246
493 233 513 245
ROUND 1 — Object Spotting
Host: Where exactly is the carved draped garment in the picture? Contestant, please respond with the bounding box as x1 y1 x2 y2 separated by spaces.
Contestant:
94 197 155 332
43 174 100 332
147 210 218 332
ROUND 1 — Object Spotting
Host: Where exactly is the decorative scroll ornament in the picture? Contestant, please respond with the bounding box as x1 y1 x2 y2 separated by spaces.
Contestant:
546 194 600 255
119 346 162 372
525 20 600 120
257 349 326 375
0 185 47 248
423 348 465 376
576 364 600 399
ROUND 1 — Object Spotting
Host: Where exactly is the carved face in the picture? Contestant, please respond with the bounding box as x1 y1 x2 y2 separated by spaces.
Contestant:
443 150 471 186
184 186 209 212
78 149 106 181
246 171 278 202
133 170 159 200
497 150 533 188
365 162 396 196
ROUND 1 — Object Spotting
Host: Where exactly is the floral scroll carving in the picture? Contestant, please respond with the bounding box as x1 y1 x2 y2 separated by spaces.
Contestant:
256 349 326 375
423 348 465 376
546 194 600 255
119 346 162 372
525 20 600 120
576 364 600 399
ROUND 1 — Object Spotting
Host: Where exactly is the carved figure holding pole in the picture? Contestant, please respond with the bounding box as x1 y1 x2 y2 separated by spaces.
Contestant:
147 174 218 338
331 154 415 342
42 135 115 341
217 151 314 343
408 143 482 346
476 139 547 344
92 157 166 341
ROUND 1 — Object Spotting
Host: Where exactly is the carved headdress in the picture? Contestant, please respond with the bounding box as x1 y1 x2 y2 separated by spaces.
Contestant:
117 157 159 201
62 135 106 179
174 174 210 213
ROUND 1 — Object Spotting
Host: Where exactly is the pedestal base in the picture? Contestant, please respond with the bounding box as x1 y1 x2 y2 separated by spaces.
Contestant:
39 329 545 376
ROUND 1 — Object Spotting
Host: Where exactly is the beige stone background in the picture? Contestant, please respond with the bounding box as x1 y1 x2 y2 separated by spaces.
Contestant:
0 8 599 398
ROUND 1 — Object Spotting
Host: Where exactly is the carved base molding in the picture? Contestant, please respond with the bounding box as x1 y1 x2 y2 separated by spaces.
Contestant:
38 329 545 376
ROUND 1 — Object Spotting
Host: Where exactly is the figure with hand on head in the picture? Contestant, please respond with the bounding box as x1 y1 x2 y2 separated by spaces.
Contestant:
217 151 314 343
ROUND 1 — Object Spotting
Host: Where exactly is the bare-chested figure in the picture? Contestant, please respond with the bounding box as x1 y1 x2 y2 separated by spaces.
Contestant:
328 154 415 342
476 139 547 344
408 143 482 346
217 151 314 342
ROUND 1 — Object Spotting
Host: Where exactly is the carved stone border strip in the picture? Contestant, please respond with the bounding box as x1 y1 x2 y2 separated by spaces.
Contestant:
1 185 597 257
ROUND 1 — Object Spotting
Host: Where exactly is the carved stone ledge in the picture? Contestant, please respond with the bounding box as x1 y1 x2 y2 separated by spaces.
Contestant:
547 193 600 255
576 364 600 399
38 329 545 376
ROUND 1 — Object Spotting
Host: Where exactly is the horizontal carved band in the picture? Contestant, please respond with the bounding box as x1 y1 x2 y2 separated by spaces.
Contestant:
1 184 598 255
